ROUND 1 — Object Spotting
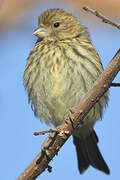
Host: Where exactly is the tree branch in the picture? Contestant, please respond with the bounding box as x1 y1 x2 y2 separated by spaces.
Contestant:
111 83 120 87
83 6 120 30
34 129 58 136
17 49 120 180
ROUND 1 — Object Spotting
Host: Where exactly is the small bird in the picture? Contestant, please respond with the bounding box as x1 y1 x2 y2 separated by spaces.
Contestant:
23 8 110 174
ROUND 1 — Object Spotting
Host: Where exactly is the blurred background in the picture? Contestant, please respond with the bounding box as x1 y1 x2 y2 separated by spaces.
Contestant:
0 0 120 179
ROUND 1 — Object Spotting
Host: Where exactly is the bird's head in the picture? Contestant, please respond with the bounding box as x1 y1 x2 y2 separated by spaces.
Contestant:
33 8 86 42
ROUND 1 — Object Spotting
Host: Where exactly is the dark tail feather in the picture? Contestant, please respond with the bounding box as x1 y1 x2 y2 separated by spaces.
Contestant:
73 130 110 174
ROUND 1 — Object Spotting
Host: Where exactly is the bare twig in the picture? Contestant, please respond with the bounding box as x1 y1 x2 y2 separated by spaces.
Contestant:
111 83 120 87
83 6 120 30
17 49 120 180
34 129 58 136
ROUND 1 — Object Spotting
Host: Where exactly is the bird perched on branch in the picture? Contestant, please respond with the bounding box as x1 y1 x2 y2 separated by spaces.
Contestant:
23 8 110 174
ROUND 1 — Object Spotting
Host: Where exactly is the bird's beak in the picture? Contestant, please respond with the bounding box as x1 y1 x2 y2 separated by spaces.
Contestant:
33 26 49 38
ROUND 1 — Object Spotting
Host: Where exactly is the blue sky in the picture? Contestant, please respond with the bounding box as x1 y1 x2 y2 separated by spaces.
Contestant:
0 3 120 180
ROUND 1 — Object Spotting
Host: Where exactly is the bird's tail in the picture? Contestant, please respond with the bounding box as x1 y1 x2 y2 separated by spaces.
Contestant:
73 130 110 174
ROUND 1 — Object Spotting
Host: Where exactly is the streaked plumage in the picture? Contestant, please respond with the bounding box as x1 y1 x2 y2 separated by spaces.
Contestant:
23 8 109 174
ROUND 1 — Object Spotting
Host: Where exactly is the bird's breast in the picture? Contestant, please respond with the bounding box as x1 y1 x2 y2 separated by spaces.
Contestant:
24 41 108 126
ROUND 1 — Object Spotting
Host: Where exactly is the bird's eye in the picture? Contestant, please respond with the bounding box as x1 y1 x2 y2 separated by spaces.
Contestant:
53 22 60 28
